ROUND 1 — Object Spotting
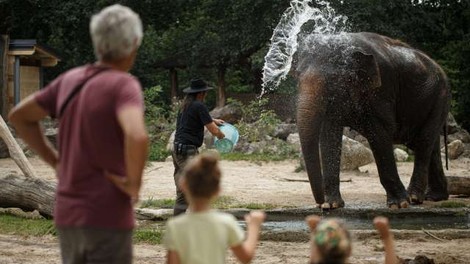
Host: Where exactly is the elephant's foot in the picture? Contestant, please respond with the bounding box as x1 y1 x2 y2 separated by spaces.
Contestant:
388 200 409 209
320 195 345 210
387 193 409 209
407 187 426 205
425 190 449 202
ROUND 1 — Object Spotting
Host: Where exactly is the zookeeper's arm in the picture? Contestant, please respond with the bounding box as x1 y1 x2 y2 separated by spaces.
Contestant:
206 121 225 139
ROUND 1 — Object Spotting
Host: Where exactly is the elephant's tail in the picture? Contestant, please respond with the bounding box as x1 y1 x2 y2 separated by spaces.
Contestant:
444 121 449 170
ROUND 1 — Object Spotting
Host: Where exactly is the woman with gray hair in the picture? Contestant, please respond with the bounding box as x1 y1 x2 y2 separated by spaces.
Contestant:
8 4 148 264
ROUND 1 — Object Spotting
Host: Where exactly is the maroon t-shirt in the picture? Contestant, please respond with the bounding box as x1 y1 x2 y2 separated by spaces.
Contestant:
35 64 144 229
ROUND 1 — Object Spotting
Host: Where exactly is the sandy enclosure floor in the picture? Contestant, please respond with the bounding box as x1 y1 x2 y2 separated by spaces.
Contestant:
0 157 469 263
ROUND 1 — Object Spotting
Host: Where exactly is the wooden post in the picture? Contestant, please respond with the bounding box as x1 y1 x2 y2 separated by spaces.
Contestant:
0 115 37 178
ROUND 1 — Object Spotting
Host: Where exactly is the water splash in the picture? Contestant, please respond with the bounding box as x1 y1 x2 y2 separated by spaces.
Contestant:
261 0 349 95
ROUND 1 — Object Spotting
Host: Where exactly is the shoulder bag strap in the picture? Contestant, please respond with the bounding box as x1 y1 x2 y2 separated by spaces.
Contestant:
59 67 109 117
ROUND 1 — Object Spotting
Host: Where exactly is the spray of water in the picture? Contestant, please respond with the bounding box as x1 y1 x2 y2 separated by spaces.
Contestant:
261 0 349 95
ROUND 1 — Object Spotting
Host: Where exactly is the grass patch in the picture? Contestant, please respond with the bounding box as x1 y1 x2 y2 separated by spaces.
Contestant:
221 152 294 162
0 213 56 236
0 213 165 244
243 203 277 210
213 196 238 209
214 196 279 210
134 228 164 244
435 201 468 208
140 198 175 209
139 196 282 210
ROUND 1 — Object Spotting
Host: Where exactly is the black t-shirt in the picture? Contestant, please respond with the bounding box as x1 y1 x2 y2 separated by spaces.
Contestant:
175 100 213 147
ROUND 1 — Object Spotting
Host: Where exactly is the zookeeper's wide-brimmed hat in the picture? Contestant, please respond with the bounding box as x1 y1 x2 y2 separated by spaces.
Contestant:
183 78 214 94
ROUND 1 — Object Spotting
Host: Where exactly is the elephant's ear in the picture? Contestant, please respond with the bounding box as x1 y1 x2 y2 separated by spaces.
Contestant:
351 51 382 88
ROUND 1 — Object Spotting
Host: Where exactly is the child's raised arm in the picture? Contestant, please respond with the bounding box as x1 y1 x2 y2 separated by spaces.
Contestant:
166 250 181 264
373 216 398 264
305 215 322 263
231 210 266 264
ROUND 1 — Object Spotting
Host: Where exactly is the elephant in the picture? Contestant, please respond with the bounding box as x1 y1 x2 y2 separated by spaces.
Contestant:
295 32 450 209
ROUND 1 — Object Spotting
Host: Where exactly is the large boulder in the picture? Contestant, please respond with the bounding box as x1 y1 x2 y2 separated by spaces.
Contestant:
446 113 460 134
210 104 243 124
340 136 374 170
448 129 470 144
273 123 297 140
298 136 374 171
444 140 465 160
394 148 409 162
286 133 301 150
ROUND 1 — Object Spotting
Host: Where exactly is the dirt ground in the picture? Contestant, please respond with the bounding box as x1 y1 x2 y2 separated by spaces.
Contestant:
0 156 469 263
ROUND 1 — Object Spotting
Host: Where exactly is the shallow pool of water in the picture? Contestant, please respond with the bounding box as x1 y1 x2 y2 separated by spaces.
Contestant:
240 214 469 232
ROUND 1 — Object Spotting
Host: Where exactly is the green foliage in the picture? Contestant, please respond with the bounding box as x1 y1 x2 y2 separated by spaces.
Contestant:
235 98 281 142
223 97 298 161
3 0 469 129
148 141 170 162
144 86 177 161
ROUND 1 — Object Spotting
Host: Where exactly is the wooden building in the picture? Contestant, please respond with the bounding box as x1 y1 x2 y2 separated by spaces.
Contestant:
0 35 60 117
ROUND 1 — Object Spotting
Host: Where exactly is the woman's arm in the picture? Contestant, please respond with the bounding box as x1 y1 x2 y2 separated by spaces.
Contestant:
206 122 225 139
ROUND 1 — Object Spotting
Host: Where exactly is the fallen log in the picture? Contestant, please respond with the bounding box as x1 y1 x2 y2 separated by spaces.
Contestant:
447 176 470 196
0 172 55 218
0 115 37 177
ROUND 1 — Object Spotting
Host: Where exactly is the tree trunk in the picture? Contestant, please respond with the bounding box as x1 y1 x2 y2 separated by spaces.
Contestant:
0 115 37 177
447 176 470 196
0 172 55 218
216 66 227 108
169 67 178 102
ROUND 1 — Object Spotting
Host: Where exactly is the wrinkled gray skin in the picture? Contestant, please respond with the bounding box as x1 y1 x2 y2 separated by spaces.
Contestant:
295 32 449 209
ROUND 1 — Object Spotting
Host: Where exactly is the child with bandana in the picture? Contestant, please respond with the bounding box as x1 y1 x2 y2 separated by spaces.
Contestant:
306 215 397 264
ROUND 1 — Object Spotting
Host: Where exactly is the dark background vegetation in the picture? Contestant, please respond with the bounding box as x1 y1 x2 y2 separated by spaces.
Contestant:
1 0 468 130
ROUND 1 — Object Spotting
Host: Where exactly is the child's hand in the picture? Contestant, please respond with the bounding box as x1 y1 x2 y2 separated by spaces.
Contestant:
305 215 321 232
373 216 391 238
245 211 266 226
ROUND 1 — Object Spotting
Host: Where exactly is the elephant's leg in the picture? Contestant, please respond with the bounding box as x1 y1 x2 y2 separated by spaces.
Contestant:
407 144 432 204
425 139 449 201
407 116 447 204
364 125 409 209
319 121 344 209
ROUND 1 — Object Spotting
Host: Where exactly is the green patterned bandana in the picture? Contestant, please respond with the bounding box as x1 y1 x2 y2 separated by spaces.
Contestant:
313 218 352 261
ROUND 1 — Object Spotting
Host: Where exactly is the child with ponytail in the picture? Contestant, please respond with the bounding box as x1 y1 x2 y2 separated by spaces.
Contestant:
163 153 266 264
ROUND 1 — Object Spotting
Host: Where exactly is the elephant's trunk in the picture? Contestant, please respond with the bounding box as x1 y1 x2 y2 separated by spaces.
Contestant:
297 72 326 205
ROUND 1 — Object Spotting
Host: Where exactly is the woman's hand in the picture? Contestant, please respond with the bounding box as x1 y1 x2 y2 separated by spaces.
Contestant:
213 118 225 126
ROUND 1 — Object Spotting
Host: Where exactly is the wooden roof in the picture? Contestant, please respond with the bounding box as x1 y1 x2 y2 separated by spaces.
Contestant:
8 39 60 67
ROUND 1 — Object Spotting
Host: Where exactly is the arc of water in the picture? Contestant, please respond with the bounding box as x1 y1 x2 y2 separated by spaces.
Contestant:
261 0 348 95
